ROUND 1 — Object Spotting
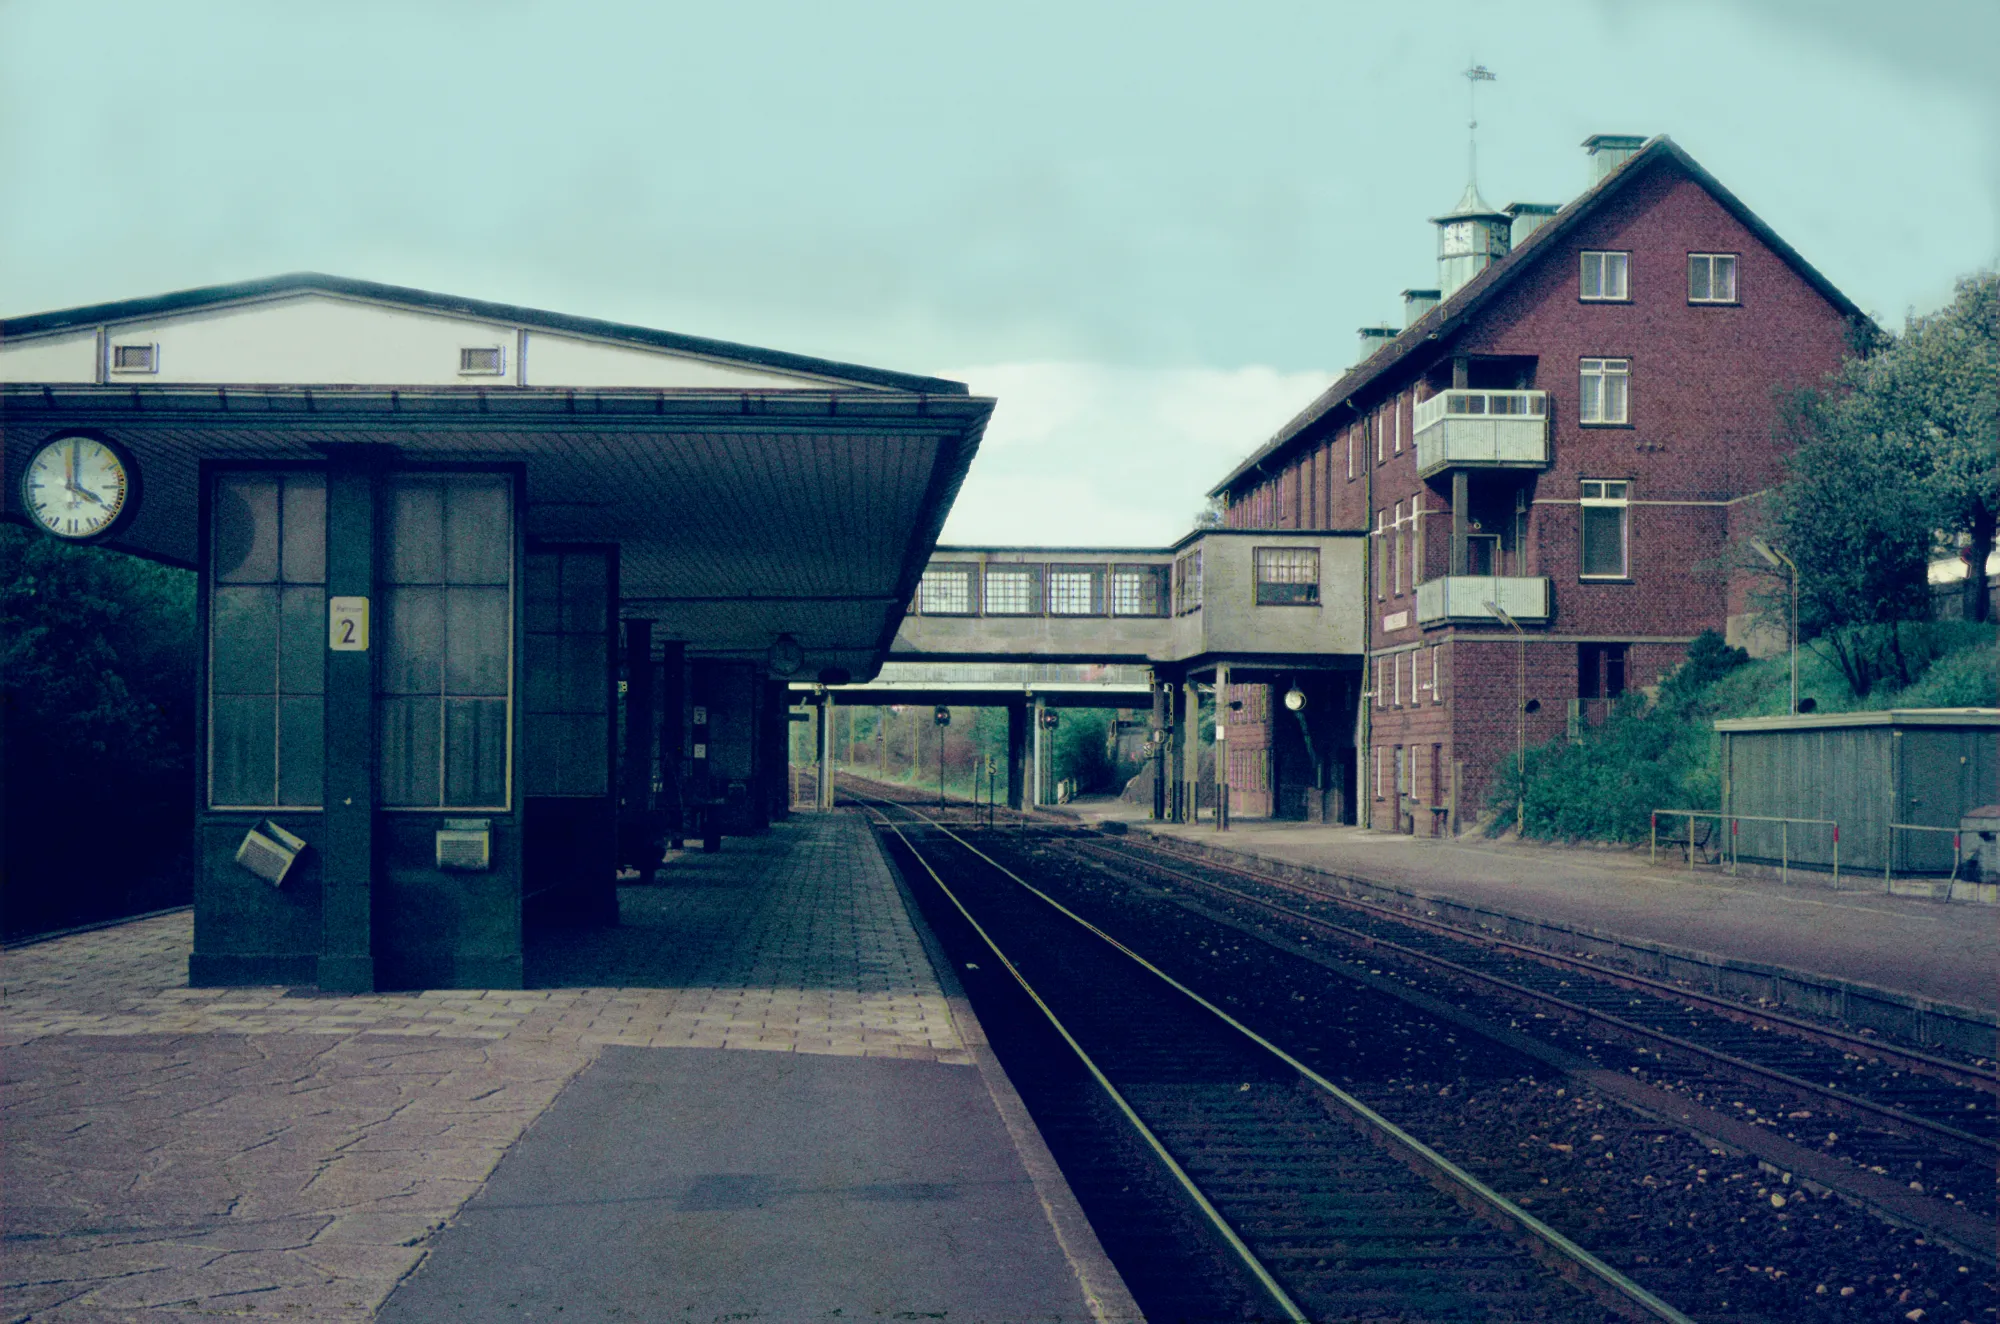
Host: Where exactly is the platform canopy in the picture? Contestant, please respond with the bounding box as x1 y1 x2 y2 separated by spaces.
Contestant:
0 274 991 680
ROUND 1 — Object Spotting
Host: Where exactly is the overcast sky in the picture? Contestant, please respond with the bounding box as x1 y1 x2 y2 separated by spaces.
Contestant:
3 0 1994 543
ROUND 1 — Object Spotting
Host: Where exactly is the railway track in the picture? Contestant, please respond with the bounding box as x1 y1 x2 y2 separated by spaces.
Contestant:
843 778 1997 1321
861 793 1680 1322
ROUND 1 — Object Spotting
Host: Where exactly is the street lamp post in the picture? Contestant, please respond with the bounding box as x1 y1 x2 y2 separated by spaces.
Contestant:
1485 600 1528 837
1750 538 1798 715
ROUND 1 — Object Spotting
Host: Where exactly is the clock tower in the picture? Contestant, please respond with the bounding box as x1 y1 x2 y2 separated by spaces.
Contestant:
1432 181 1513 298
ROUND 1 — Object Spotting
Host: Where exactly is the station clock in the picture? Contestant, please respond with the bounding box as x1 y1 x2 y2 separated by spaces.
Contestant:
20 431 141 542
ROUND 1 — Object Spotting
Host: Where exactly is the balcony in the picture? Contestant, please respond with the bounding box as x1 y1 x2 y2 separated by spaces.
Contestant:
1415 574 1551 626
1413 390 1549 479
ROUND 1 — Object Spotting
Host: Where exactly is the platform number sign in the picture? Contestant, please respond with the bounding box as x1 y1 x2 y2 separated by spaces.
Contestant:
328 597 370 651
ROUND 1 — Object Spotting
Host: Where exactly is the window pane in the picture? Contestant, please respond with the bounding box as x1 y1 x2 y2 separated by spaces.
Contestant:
446 586 510 696
918 566 972 613
1716 255 1737 300
1690 256 1711 301
444 478 512 585
279 586 325 695
211 694 276 806
1581 252 1601 296
1582 506 1626 576
212 586 278 694
1607 252 1627 298
984 568 1036 615
214 478 279 583
381 587 444 695
385 483 444 584
380 696 442 806
280 476 326 584
1580 372 1602 422
1048 568 1098 615
445 698 509 806
1605 372 1628 423
278 696 325 806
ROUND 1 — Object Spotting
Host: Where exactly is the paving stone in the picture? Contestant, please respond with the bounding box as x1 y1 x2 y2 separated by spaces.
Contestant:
1 812 964 1320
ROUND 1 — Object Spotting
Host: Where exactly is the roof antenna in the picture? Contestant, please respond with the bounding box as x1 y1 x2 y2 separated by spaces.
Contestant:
1464 60 1496 192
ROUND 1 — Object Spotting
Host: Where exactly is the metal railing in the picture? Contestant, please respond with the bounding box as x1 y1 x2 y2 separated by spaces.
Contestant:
1650 809 1840 885
1412 389 1547 432
1885 823 1964 884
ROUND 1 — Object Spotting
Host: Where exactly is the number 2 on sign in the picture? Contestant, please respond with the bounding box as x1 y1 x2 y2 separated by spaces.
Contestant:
328 597 370 651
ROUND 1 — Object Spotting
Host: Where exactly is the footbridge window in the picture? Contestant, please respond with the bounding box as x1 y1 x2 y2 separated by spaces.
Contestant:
1110 564 1168 616
1254 546 1320 605
1173 549 1203 614
917 563 976 615
1047 564 1105 615
981 565 1040 615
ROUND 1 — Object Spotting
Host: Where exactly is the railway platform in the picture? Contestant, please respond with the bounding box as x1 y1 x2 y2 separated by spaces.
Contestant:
0 811 1134 1323
1067 799 1998 1029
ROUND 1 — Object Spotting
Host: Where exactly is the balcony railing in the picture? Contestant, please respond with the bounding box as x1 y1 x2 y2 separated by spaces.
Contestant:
1415 574 1551 626
1412 390 1549 478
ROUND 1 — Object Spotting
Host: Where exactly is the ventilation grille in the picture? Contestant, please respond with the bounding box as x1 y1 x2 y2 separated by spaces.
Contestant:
111 343 158 373
436 819 492 871
459 346 506 375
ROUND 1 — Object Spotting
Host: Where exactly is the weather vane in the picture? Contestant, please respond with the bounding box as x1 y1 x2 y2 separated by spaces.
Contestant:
1464 61 1496 190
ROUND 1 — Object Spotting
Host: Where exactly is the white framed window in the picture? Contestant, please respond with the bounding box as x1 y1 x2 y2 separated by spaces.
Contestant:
1579 358 1629 424
1689 253 1738 303
1580 479 1631 578
1391 652 1401 706
1431 644 1444 704
1173 550 1203 615
1389 501 1402 596
983 565 1039 615
1347 427 1355 480
1411 494 1424 589
1374 744 1384 799
1376 412 1385 464
1580 251 1629 301
1373 509 1387 600
1110 564 1168 616
1393 397 1404 454
917 564 975 614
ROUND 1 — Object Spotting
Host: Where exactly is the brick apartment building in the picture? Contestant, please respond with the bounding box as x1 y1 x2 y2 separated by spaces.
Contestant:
1210 134 1867 831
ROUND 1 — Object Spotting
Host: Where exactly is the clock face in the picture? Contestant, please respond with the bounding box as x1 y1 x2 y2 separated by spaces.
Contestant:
21 432 138 540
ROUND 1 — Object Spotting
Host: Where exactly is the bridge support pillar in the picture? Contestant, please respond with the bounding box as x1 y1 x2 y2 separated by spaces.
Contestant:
1178 680 1199 823
1028 696 1047 809
1150 681 1167 821
1214 662 1231 830
1006 701 1028 811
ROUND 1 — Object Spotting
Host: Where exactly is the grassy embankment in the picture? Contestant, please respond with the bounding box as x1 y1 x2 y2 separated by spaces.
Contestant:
1486 622 1996 844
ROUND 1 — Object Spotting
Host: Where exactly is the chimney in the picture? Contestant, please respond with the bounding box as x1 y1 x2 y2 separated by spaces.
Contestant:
1402 289 1440 327
1356 325 1400 364
1504 202 1559 247
1583 134 1647 185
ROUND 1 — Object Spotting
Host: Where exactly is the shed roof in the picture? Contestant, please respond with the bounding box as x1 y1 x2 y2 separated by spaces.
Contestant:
1715 709 2000 732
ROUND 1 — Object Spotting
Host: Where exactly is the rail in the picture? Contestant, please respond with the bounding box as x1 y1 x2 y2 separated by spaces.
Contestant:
1650 809 1840 884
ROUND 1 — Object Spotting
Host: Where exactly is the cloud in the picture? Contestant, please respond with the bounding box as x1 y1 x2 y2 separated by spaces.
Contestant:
936 362 1338 547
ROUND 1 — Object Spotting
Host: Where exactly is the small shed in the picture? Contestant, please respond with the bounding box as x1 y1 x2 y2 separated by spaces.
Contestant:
1716 710 1999 878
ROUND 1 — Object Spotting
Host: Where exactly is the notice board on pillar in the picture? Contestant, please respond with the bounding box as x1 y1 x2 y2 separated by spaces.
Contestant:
523 547 617 797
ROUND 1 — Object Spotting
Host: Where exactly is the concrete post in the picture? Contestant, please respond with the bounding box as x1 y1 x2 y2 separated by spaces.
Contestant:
1215 663 1231 830
1181 680 1200 822
816 697 836 809
1150 679 1167 820
1028 696 1047 809
319 461 376 994
1006 701 1028 811
658 642 685 848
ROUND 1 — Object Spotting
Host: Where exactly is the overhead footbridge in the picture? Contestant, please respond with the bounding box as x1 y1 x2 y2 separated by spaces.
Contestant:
801 533 1371 823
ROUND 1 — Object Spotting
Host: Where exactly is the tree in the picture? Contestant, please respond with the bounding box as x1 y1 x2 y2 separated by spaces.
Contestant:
1758 270 1998 694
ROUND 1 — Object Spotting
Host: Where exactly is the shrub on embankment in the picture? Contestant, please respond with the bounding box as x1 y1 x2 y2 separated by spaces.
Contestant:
1485 623 1997 844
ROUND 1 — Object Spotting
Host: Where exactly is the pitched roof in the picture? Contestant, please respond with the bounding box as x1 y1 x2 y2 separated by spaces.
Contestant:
1210 135 1866 496
0 272 968 395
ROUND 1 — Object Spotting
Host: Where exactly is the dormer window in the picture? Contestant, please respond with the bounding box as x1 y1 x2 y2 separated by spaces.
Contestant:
459 346 506 376
111 343 158 373
1580 251 1629 301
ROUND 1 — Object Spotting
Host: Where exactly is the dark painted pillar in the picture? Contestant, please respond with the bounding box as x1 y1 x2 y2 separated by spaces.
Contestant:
1005 701 1027 811
659 642 685 848
319 462 376 993
619 619 654 874
767 681 792 822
